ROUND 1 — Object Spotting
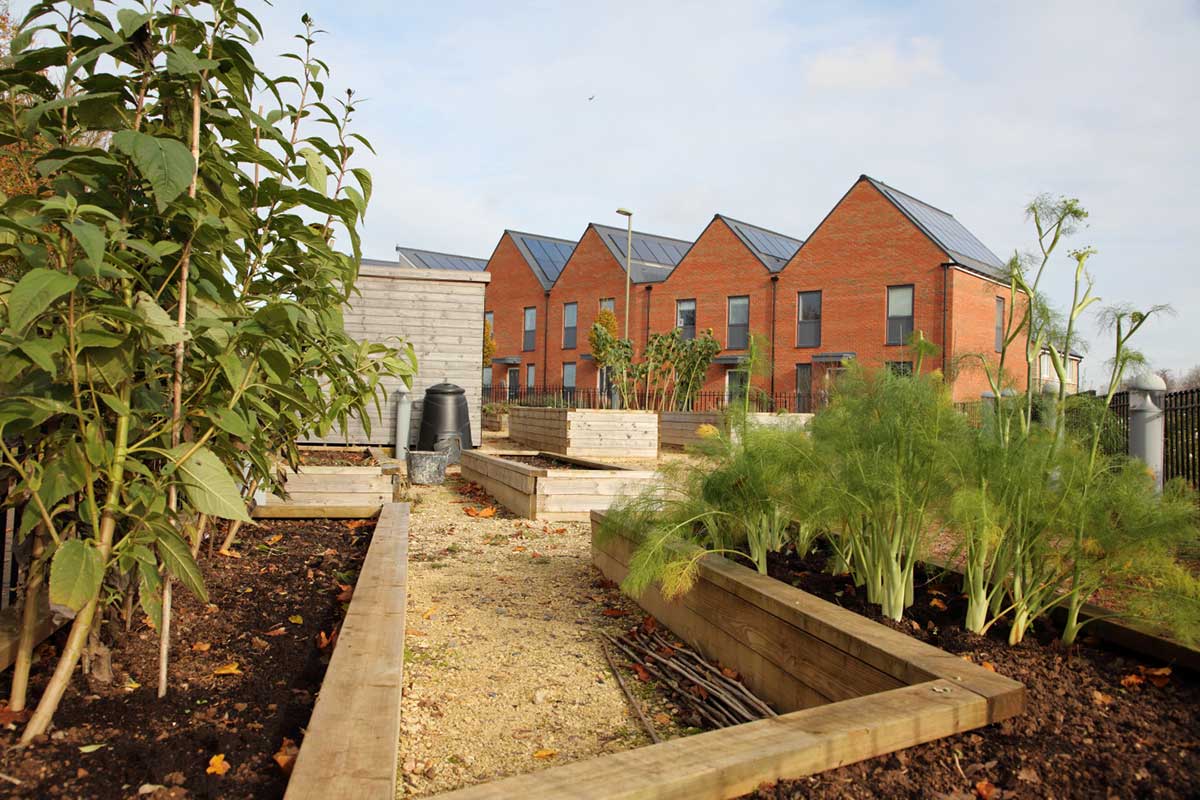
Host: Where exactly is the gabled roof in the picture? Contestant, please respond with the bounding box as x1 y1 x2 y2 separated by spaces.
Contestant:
863 176 1007 281
590 223 692 284
393 246 487 272
715 214 804 273
506 230 576 290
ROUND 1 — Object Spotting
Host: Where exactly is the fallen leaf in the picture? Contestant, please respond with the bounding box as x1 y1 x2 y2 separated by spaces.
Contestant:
0 704 31 725
422 606 437 620
273 738 299 774
631 664 651 682
477 506 497 518
192 642 211 653
335 583 353 603
642 616 658 633
317 629 338 651
206 754 230 776
512 545 527 552
721 667 739 680
929 598 948 611
1139 665 1171 687
1091 689 1114 708
265 627 287 637
79 743 105 754
1017 766 1041 784
974 779 996 799
213 662 242 676
532 748 558 759
266 534 283 545
1121 673 1145 689
217 548 241 559
981 662 996 673
652 713 671 726
601 609 628 617
553 527 567 534
288 615 303 624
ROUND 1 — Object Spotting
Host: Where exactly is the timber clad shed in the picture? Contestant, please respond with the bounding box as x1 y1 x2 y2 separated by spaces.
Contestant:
303 254 491 448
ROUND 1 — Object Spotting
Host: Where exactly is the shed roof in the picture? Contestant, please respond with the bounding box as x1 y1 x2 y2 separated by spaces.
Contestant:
864 176 1007 280
590 223 692 284
507 230 577 290
715 214 804 272
391 246 488 272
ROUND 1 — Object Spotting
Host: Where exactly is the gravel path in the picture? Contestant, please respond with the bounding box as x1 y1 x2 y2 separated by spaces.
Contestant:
396 469 675 797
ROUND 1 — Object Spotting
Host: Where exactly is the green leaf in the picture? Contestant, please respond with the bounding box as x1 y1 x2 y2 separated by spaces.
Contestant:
168 445 252 522
18 337 63 376
49 539 104 613
116 9 151 37
166 45 219 76
7 268 78 333
63 219 107 269
98 392 130 416
138 560 162 630
299 147 327 196
38 449 87 511
111 130 195 213
208 407 250 439
156 530 208 602
134 291 187 345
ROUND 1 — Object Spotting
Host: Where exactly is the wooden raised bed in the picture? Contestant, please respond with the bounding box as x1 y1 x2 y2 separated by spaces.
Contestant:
433 513 1024 799
508 407 658 459
257 465 397 513
658 411 813 450
461 450 655 521
285 502 409 799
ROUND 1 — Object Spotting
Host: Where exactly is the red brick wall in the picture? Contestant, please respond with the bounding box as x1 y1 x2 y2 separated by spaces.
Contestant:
772 179 949 397
483 233 549 391
649 217 775 393
948 268 1030 399
547 226 651 391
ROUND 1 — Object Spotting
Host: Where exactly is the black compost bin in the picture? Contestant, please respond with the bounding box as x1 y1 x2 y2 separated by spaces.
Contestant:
416 381 474 456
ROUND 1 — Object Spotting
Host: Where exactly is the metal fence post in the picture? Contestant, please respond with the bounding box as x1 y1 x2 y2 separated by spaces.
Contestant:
1128 372 1166 491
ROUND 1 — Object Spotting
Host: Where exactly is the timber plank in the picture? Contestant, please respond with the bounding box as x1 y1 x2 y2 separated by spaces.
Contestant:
436 679 987 800
252 504 381 519
284 503 408 800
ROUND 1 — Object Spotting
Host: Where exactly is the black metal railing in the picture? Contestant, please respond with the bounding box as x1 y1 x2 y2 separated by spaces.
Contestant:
1164 388 1199 490
483 385 817 414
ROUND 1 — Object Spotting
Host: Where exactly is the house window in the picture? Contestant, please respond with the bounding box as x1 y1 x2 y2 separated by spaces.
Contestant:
676 299 696 340
795 364 812 413
483 366 492 390
522 307 536 351
887 361 914 376
886 285 913 345
484 310 494 330
727 296 749 350
1069 359 1079 385
506 366 519 400
599 297 615 313
995 297 1005 353
526 364 536 388
725 369 748 403
797 291 821 348
1039 352 1052 382
563 302 577 349
562 362 576 404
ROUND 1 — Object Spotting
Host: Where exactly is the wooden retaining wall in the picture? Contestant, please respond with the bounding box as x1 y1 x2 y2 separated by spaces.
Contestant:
658 411 813 449
461 450 654 521
428 514 1024 800
259 466 396 508
285 502 408 800
508 408 658 458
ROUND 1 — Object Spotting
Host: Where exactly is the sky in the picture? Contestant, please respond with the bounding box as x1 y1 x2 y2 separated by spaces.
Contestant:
21 0 1200 388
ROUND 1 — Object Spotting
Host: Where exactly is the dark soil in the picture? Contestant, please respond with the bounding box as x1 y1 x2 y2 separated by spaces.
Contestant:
502 454 599 470
0 517 373 799
746 547 1200 800
297 448 375 467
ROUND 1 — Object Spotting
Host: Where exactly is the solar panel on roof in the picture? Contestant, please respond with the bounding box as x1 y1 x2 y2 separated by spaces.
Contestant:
870 180 1004 275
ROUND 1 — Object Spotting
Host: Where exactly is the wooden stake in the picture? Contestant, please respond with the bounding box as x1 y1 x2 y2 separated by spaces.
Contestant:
601 641 661 744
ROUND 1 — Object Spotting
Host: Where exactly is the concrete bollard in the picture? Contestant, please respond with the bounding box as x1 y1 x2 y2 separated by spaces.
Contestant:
1039 380 1060 431
1127 371 1166 491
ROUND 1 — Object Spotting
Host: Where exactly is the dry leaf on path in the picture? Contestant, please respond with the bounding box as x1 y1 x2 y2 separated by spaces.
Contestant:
1121 673 1145 689
532 748 558 759
265 627 287 637
422 606 437 620
192 642 211 652
1091 690 1114 708
981 662 996 673
217 548 241 559
929 598 948 611
631 664 651 682
206 754 230 776
1139 665 1171 687
213 662 242 676
273 738 299 774
601 609 628 617
266 534 283 545
974 779 996 799
652 713 671 726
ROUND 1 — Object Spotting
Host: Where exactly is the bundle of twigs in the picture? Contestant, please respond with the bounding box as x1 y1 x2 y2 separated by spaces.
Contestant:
601 623 776 730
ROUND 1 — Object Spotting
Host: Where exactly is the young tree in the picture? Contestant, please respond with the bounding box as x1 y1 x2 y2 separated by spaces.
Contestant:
0 1 413 740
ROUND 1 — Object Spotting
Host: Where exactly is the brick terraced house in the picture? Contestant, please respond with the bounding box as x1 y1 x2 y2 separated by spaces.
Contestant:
469 174 1041 406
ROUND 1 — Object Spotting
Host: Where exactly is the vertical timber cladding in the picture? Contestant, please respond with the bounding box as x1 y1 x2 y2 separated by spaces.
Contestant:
302 264 491 447
508 407 659 458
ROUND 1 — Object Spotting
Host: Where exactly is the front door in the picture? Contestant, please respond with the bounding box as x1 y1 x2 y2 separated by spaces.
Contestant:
507 367 519 401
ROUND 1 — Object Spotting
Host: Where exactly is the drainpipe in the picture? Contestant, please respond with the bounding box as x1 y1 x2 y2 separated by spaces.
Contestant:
769 274 779 397
543 289 550 387
940 263 952 378
643 285 652 352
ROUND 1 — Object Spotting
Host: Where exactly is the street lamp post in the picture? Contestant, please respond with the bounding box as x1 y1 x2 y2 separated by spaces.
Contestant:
616 208 633 338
